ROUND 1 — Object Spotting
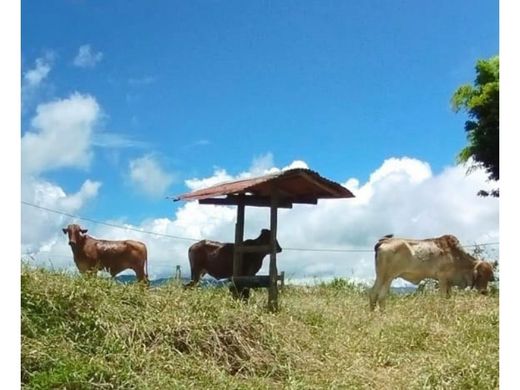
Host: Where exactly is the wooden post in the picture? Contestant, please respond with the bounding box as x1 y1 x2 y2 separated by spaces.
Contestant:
268 189 279 312
232 195 245 298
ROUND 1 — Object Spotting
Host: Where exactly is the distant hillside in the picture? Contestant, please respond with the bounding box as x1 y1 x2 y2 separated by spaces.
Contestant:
115 274 419 293
115 274 228 288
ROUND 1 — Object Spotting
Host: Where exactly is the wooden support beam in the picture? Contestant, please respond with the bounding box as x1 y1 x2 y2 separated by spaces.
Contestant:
268 188 279 312
233 196 245 278
231 273 284 289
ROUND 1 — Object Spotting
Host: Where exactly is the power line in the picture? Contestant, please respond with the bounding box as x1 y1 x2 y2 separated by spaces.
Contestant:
21 200 499 253
21 200 199 242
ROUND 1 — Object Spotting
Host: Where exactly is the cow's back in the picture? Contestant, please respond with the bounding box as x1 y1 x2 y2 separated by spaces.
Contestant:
375 238 437 283
189 240 235 279
93 239 146 268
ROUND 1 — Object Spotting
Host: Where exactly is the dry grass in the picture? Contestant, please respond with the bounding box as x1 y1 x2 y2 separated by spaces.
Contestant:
21 267 498 389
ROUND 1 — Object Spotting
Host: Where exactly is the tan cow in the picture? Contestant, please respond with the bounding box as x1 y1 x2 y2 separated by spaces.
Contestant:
369 234 495 310
62 224 149 283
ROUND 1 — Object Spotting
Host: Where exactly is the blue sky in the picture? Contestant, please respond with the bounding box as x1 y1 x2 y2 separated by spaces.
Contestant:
20 1 499 281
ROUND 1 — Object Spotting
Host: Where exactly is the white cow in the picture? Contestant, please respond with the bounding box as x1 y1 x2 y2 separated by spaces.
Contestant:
369 234 495 310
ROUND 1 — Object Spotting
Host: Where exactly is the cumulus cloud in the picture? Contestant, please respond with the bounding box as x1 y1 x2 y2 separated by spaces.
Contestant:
73 44 103 68
23 55 53 88
128 155 175 198
22 53 56 111
22 157 499 285
21 92 104 259
21 177 101 255
21 93 100 174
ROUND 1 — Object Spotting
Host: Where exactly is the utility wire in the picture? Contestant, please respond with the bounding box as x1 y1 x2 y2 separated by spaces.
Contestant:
21 200 499 252
21 200 199 242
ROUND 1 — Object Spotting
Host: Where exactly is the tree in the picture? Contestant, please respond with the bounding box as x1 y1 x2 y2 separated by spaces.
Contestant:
451 56 499 197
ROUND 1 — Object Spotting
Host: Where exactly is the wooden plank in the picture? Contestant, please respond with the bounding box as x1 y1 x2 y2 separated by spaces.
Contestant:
199 196 294 208
232 275 270 288
232 274 284 289
301 171 344 197
198 195 318 207
235 244 271 253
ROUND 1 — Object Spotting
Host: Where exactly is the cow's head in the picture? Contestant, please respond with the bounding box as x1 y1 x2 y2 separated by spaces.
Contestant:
258 229 282 253
472 261 495 295
62 224 88 248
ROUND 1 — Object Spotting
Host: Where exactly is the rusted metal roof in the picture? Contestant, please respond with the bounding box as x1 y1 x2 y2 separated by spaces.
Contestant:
172 168 354 204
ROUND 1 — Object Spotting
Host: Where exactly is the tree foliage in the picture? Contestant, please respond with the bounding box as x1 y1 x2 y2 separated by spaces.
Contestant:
451 56 499 197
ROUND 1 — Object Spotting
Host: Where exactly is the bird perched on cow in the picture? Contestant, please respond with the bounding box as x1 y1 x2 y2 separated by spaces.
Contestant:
369 234 495 311
62 224 149 284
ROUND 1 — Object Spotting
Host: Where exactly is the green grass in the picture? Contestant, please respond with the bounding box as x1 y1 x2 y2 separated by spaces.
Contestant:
21 268 498 389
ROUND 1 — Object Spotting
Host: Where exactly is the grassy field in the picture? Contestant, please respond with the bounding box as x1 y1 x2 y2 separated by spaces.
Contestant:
21 267 499 389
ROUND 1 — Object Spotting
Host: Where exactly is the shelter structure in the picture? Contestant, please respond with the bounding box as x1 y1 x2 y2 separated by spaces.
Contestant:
172 168 354 311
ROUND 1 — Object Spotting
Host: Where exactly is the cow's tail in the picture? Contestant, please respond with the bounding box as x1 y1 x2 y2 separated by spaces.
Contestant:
143 245 149 284
374 234 393 253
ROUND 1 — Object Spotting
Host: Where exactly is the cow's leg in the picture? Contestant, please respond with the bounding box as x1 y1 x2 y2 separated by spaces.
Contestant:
133 265 149 285
83 267 98 278
438 278 451 298
229 285 250 301
369 281 381 311
369 275 387 311
184 265 201 288
376 279 393 311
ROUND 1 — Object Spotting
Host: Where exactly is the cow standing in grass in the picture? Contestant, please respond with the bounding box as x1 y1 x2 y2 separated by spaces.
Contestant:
185 229 281 297
369 234 495 311
62 224 149 284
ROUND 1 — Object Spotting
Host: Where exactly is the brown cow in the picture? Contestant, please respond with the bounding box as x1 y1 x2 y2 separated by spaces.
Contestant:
62 224 149 283
185 229 282 289
369 234 495 310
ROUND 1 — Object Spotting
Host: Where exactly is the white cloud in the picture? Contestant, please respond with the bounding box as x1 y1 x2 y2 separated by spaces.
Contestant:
182 139 210 150
92 132 148 149
250 152 275 175
21 156 499 285
128 155 175 198
21 93 100 174
21 176 101 255
22 53 55 111
184 169 234 191
73 44 103 68
23 55 53 88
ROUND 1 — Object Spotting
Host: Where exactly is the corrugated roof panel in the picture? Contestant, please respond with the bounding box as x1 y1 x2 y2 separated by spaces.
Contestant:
173 168 354 202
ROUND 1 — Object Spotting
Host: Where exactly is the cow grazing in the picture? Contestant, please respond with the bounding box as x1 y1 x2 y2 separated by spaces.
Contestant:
369 234 495 310
185 229 282 288
62 224 149 283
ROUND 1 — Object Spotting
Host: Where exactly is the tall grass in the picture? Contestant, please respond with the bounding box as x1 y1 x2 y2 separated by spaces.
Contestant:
21 267 498 389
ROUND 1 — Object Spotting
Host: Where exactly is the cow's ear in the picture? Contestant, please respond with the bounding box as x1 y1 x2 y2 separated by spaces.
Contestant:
62 228 67 234
80 229 88 234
